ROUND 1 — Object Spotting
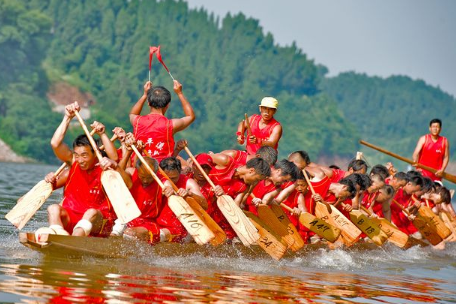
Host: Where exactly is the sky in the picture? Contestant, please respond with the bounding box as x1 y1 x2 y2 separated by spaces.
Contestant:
185 0 456 97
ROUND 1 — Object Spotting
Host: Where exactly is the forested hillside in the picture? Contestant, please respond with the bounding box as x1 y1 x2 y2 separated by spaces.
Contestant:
0 0 454 167
323 72 456 164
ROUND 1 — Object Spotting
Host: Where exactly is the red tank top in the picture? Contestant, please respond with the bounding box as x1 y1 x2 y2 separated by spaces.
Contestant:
62 162 111 217
208 156 237 186
418 134 447 181
246 114 280 155
303 176 332 215
233 150 248 167
130 171 163 219
246 180 278 213
330 168 346 183
133 114 175 162
361 191 380 209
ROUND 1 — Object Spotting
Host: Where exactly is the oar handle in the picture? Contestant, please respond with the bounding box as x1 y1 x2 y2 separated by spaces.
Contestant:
244 113 252 137
99 134 118 151
392 199 411 216
302 169 316 195
280 203 294 213
360 205 372 216
184 146 216 189
131 145 165 189
74 111 103 162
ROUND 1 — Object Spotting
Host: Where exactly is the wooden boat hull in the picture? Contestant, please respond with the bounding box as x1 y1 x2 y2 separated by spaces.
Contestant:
19 232 425 260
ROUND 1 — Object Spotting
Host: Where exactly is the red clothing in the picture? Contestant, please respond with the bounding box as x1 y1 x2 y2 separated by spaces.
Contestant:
246 180 278 214
306 176 332 215
61 162 113 234
233 150 249 167
133 114 175 162
246 114 281 155
391 188 417 234
156 174 190 242
418 134 448 181
361 191 380 209
330 168 346 183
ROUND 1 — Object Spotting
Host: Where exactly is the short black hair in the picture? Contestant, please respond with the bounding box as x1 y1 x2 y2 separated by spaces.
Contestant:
160 156 181 173
256 146 278 166
274 159 300 181
246 157 271 177
347 173 372 191
347 159 368 172
370 164 389 181
421 177 434 193
429 118 442 127
289 150 310 165
339 177 357 199
394 172 409 183
329 165 340 170
381 184 395 197
436 187 451 204
408 174 424 187
147 86 171 108
73 134 106 156
136 156 158 172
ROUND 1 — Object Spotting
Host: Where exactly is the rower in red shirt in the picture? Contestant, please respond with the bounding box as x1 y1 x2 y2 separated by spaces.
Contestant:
237 97 282 155
129 80 195 163
157 157 207 243
40 102 119 239
220 146 278 168
412 118 450 181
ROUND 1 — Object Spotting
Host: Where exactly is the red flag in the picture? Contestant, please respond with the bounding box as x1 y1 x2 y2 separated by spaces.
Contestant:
149 46 158 70
156 45 170 73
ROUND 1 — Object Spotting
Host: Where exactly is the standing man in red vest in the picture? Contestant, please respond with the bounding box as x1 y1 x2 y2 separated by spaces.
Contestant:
237 97 282 155
130 80 195 162
412 118 450 181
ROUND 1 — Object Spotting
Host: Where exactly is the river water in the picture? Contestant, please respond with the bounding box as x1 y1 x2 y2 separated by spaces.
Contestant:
0 162 456 303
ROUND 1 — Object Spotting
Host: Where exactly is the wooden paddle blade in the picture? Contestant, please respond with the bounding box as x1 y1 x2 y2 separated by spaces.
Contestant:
101 170 141 224
412 215 443 246
299 212 341 243
315 202 361 246
168 195 216 245
349 210 388 246
257 205 295 249
244 211 287 260
185 196 226 246
417 206 452 239
6 180 53 230
375 218 409 248
217 195 259 246
440 211 456 236
269 204 305 251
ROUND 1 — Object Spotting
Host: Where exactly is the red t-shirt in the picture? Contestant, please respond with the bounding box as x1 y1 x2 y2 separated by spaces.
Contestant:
330 168 346 183
391 188 417 234
129 171 163 220
246 179 278 214
233 150 249 167
133 113 175 162
418 134 447 181
246 114 281 155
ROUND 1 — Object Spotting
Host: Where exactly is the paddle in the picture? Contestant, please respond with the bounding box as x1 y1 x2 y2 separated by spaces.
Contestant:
360 206 409 248
251 193 300 251
6 128 107 229
392 199 442 245
243 211 287 260
131 145 215 245
157 165 226 246
360 140 456 184
183 146 260 246
268 204 305 250
412 197 452 239
244 113 252 137
74 111 141 224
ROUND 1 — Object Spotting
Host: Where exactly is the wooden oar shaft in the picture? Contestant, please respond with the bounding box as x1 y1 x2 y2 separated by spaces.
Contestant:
184 146 216 189
244 113 252 137
302 169 316 195
280 203 293 213
131 145 165 189
359 140 456 184
360 205 373 215
74 112 103 161
392 199 411 216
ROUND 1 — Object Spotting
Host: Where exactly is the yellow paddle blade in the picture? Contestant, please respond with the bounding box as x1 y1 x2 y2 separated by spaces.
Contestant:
315 202 362 246
6 180 53 230
440 211 456 236
418 206 452 239
244 211 287 260
412 215 443 245
299 212 341 243
374 217 409 248
257 205 295 249
217 195 260 246
101 170 141 224
269 204 305 251
168 195 216 245
185 196 226 246
349 210 388 246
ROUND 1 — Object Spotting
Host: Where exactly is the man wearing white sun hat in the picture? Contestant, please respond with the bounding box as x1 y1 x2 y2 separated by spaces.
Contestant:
237 97 282 156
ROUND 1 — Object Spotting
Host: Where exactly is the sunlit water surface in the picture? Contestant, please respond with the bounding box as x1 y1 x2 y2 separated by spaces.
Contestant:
1 162 456 303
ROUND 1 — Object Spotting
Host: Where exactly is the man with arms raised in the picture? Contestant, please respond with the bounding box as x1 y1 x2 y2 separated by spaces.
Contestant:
413 118 449 181
38 102 119 240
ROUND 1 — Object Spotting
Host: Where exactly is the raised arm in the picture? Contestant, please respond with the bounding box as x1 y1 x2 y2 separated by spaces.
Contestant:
90 121 118 162
412 135 426 164
186 178 208 210
129 81 152 125
171 80 195 133
50 102 79 165
436 139 450 177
